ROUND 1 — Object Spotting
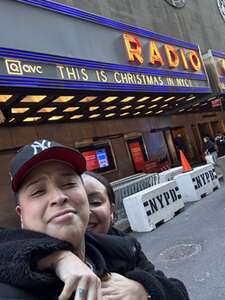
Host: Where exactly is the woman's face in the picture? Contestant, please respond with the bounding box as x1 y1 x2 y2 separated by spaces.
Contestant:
82 174 114 234
16 161 89 250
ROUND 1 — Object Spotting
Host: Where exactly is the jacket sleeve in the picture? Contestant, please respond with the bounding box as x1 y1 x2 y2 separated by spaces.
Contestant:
125 238 190 300
0 228 74 292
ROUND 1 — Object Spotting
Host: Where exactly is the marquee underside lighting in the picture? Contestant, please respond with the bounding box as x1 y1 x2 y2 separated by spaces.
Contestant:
0 90 219 127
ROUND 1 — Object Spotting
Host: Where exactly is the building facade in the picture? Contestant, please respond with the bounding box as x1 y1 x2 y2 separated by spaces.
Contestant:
56 0 225 52
0 0 224 227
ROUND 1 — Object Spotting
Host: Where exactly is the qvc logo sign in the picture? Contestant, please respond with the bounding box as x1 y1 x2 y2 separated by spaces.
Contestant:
5 59 43 76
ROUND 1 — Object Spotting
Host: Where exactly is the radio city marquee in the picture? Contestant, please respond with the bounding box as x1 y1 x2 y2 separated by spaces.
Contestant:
123 33 202 71
0 33 208 89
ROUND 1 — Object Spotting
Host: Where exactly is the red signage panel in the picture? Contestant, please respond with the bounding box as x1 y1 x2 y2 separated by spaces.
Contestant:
128 141 145 172
82 150 100 171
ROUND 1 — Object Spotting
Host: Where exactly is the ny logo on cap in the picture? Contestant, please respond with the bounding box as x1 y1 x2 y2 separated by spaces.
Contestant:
31 140 52 155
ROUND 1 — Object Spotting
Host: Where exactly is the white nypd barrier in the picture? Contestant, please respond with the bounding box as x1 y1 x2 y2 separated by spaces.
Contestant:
174 164 220 202
217 155 225 180
123 180 184 232
159 166 183 183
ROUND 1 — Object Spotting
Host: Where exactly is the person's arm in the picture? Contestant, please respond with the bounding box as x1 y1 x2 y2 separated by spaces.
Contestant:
0 229 103 300
0 228 73 291
38 250 102 300
124 238 189 300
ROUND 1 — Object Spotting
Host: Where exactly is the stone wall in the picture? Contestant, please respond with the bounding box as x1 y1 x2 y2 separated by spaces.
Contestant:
54 0 225 52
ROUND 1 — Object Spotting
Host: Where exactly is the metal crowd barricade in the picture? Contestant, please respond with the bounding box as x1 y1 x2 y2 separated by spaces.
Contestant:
111 173 146 188
112 173 159 228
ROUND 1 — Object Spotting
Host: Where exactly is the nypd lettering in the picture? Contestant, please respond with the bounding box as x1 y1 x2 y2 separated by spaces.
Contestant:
175 165 220 203
143 187 182 216
114 174 158 220
123 180 184 232
192 169 217 190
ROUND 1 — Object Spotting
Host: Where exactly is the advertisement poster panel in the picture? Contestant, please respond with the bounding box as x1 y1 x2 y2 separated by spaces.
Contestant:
128 141 145 171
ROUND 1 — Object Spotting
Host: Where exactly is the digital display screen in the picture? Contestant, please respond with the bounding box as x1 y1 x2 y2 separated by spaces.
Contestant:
79 144 115 173
96 148 109 168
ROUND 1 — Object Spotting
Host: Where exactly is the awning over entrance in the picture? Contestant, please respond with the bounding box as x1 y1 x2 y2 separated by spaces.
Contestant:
0 45 214 127
0 90 214 127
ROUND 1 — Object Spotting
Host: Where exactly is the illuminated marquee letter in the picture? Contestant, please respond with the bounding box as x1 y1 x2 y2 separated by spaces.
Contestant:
189 50 201 71
179 48 189 70
149 41 164 66
123 33 144 64
164 44 179 68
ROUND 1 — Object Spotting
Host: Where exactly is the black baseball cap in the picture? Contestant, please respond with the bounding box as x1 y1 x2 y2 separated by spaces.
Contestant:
10 139 86 192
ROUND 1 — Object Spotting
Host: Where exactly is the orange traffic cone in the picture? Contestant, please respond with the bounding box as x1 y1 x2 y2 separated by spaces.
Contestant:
179 150 192 172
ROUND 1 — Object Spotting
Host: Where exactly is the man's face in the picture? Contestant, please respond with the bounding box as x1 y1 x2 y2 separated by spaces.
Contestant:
16 161 89 249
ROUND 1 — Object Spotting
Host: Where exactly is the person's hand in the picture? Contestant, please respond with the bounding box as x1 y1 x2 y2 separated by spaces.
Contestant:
37 250 102 300
101 272 149 300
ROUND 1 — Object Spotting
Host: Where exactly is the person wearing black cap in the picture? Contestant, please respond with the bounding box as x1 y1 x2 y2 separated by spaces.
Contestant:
2 139 103 300
0 139 189 300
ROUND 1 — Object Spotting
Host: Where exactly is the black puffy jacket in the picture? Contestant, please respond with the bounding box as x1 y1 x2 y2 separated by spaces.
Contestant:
0 228 189 300
0 283 40 300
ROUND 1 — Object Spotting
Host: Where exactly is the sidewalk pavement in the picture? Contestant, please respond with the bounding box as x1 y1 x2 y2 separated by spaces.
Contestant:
131 183 225 300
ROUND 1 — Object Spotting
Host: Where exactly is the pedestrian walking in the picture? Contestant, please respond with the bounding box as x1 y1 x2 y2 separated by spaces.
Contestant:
202 136 217 164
